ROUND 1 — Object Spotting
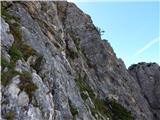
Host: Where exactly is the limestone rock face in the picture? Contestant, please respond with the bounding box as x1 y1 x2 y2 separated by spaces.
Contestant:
129 63 160 120
1 17 14 50
1 17 14 62
1 1 159 120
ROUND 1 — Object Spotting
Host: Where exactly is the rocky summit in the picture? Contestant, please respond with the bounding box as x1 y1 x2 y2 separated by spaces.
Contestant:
1 1 159 120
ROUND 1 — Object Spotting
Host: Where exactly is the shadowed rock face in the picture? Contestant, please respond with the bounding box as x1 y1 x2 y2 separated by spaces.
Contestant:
1 1 159 120
129 63 160 120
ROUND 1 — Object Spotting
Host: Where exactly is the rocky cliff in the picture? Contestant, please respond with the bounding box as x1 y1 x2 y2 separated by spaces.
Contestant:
129 63 160 120
1 1 159 120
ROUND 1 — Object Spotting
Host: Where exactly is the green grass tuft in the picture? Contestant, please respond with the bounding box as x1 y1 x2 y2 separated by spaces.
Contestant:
75 74 95 100
75 73 134 120
1 58 14 70
18 72 38 102
1 4 37 61
1 59 20 86
1 70 20 86
106 99 134 120
9 45 23 61
5 111 15 120
68 99 78 118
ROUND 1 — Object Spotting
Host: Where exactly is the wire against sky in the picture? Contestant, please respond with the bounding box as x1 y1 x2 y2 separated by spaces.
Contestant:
133 36 160 57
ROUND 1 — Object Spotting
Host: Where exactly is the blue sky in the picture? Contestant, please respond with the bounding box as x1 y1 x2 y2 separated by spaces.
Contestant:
75 1 160 67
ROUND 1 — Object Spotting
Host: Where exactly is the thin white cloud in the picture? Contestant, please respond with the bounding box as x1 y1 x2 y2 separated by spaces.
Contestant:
133 36 160 57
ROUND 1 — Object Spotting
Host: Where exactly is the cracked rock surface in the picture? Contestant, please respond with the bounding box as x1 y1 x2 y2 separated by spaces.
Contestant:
1 1 159 120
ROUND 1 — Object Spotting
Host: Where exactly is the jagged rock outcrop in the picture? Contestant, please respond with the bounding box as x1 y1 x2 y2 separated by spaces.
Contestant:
1 1 159 120
129 63 160 120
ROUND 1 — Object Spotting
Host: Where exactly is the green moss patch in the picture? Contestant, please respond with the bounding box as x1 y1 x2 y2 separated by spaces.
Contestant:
1 4 37 61
1 58 14 70
1 70 20 86
5 111 15 120
75 73 134 120
92 98 110 118
1 4 20 24
68 99 78 118
106 99 134 120
8 23 37 61
18 72 38 102
1 5 39 94
75 74 95 101
75 73 110 119
90 98 134 120
9 45 23 61
1 59 20 86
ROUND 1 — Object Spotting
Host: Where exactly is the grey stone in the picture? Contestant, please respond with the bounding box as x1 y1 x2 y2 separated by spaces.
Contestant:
129 63 160 120
0 17 14 50
18 91 29 106
1 1 159 120
1 17 14 62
